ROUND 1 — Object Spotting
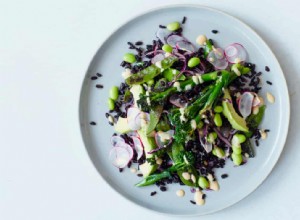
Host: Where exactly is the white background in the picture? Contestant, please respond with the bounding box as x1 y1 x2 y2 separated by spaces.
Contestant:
1 0 299 219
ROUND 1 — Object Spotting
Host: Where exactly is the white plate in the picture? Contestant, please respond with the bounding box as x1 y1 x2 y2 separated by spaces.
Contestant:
79 5 290 215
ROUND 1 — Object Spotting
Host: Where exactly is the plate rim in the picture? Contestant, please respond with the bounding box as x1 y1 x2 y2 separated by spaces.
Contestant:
78 4 290 216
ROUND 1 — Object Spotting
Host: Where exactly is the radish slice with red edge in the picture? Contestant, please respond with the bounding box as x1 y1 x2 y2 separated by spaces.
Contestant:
151 53 165 64
167 35 186 47
225 43 247 63
111 136 125 147
207 48 228 70
156 28 171 43
131 136 144 160
176 41 195 52
115 142 134 159
109 146 131 168
127 107 141 131
238 92 254 118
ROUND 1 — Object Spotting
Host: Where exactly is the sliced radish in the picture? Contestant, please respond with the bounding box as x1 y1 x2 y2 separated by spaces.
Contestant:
110 136 125 146
204 142 213 153
127 107 142 130
176 41 195 52
238 92 254 118
109 146 131 168
207 48 228 70
115 142 134 159
252 93 262 107
224 43 247 63
131 136 144 160
151 53 165 64
155 130 173 148
156 28 171 43
167 35 186 47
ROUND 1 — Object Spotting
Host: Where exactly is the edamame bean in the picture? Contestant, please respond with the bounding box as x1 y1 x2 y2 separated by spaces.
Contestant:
123 53 136 64
213 146 225 158
214 113 222 127
188 57 200 68
197 120 204 129
198 176 209 189
109 86 119 100
231 153 243 166
207 132 217 143
167 21 180 31
147 79 154 86
162 44 173 53
107 98 115 110
214 105 223 113
235 134 246 143
232 145 242 154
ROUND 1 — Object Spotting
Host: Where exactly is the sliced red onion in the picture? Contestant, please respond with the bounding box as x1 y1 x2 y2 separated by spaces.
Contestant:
238 92 254 118
224 43 247 63
110 136 125 146
131 136 144 160
109 146 131 168
176 41 195 52
127 107 141 130
207 48 228 70
167 35 186 47
151 53 165 64
156 28 171 43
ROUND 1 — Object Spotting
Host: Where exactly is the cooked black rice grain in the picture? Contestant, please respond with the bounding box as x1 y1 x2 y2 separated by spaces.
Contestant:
160 186 167 192
190 200 196 205
96 84 103 88
105 113 109 118
221 174 228 179
135 41 143 46
120 61 126 67
90 76 97 80
266 81 273 85
212 30 218 34
150 191 157 196
202 194 206 199
265 129 270 132
127 161 132 168
90 121 96 125
255 140 259 147
119 168 123 172
137 174 143 177
265 66 270 72
182 16 187 24
159 25 166 28
96 73 102 77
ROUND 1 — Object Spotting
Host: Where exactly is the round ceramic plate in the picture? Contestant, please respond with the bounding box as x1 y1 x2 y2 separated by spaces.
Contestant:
79 5 290 216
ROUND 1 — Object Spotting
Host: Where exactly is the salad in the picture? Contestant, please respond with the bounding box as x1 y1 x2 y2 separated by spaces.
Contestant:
104 17 271 205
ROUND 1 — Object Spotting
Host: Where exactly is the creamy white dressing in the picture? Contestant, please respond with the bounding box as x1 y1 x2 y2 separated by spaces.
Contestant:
130 168 137 173
234 58 242 63
172 69 177 75
191 174 196 183
108 115 114 124
176 189 185 197
196 35 207 46
266 92 275 103
182 172 191 180
194 189 205 205
190 120 197 130
145 91 151 105
185 84 192 91
198 75 204 84
232 65 241 76
155 61 162 69
156 158 163 165
192 75 199 84
173 81 182 92
179 107 187 122
207 174 219 191
157 131 171 142
260 129 267 140
121 68 132 79
252 106 259 115
165 52 172 57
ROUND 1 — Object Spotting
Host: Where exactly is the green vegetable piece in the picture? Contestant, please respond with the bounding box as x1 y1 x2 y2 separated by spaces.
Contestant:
123 53 136 63
214 113 222 127
109 86 119 100
198 176 209 189
212 146 225 158
232 145 242 154
214 106 223 113
114 117 131 134
146 107 162 135
188 57 200 68
204 39 213 58
201 71 218 82
107 98 115 110
135 171 171 187
147 79 154 86
208 132 217 143
242 139 255 158
231 153 243 166
162 44 173 53
235 134 246 144
246 105 266 129
162 69 185 82
167 21 181 31
161 56 178 69
126 65 160 85
197 120 204 129
154 78 168 91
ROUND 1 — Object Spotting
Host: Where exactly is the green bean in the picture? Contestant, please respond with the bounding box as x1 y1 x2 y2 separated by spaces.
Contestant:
232 145 242 154
162 44 173 53
123 53 136 64
212 146 225 158
214 113 222 127
198 176 209 189
187 57 200 68
207 132 217 143
235 134 246 143
231 153 243 166
214 106 223 113
167 21 180 31
107 98 115 110
109 86 119 100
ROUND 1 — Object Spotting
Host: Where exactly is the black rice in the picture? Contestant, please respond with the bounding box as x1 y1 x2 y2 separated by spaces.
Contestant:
221 174 228 179
90 121 96 125
135 41 143 46
90 76 97 80
137 173 143 177
265 129 270 132
265 66 270 72
182 16 187 24
190 200 196 205
96 84 103 88
255 140 259 147
159 25 166 28
202 194 206 199
150 191 157 196
119 168 123 173
266 81 273 85
96 73 102 77
160 186 167 192
212 30 218 34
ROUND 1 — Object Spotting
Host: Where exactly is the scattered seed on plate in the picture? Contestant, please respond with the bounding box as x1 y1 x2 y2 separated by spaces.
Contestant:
159 25 166 28
90 76 97 80
150 191 157 196
160 186 167 192
90 121 96 125
119 168 123 173
137 173 143 177
221 174 228 179
135 41 143 46
212 30 218 34
266 92 275 103
190 200 196 205
182 16 187 24
176 189 185 197
265 129 270 132
96 84 104 88
266 81 273 85
265 66 270 72
96 73 102 77
255 140 259 146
